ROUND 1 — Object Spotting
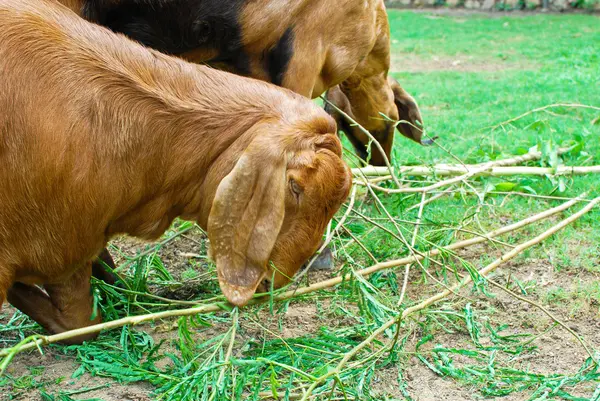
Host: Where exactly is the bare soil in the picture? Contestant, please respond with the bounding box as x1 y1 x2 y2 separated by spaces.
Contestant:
391 53 538 73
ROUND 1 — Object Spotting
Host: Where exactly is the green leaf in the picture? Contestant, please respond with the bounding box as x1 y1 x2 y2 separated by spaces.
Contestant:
494 182 519 192
269 369 280 399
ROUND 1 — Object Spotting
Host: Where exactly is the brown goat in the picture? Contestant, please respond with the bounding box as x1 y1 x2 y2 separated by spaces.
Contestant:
0 0 351 342
56 0 426 167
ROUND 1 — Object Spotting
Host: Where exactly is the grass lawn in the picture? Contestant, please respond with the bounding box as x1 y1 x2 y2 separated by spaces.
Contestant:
1 10 599 401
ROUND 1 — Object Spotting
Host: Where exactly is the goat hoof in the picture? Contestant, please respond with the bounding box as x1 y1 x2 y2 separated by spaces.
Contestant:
307 246 334 271
91 248 125 288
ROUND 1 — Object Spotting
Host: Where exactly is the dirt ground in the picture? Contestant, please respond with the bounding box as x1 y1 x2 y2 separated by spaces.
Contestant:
2 230 599 400
391 53 538 73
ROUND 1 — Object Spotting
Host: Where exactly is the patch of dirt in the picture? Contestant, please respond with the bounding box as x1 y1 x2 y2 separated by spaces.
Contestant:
391 53 537 73
394 8 600 17
1 343 154 401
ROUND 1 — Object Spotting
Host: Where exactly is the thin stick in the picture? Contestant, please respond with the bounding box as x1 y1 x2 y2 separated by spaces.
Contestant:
351 146 571 178
353 160 496 196
489 103 600 131
354 165 600 180
339 226 377 252
484 276 593 361
406 186 455 212
351 194 584 280
398 192 426 306
363 179 462 298
338 223 378 264
400 198 600 355
0 195 586 360
429 189 594 203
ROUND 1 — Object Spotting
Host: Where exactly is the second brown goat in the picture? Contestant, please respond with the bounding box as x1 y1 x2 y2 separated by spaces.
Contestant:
0 0 351 342
57 0 426 167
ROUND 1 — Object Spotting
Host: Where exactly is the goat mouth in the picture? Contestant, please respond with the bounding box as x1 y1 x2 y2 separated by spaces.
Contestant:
258 278 272 293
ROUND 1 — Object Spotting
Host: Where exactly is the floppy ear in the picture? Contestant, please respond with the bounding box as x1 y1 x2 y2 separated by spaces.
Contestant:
207 144 286 306
388 76 429 145
324 86 370 161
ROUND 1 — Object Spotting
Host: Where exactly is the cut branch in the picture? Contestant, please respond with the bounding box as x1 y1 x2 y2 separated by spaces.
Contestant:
489 103 600 130
353 165 600 179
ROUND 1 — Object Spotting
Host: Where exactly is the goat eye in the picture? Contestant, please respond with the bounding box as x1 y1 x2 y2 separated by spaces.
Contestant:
289 179 302 199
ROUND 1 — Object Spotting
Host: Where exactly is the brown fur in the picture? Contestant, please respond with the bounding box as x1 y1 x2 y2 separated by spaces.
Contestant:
56 0 425 166
235 0 425 163
0 0 351 341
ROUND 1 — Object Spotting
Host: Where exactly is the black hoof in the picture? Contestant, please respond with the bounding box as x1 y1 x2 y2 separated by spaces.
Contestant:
307 246 334 271
91 248 121 286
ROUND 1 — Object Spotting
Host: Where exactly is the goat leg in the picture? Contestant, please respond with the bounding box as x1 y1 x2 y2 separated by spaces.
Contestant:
91 247 119 285
0 268 13 311
7 263 101 344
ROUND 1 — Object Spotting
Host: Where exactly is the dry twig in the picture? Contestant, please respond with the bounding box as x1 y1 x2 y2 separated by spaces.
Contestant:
489 103 600 130
354 165 600 180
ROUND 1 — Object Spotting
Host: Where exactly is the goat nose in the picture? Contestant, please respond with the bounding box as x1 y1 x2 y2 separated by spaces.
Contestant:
421 135 439 146
258 278 271 293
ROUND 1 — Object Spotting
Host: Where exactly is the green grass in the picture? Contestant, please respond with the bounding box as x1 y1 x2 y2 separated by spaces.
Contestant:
389 11 600 166
2 10 600 401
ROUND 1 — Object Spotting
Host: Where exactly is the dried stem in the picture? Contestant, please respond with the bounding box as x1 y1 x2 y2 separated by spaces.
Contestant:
354 165 600 181
398 192 426 306
406 186 455 212
484 276 594 361
363 177 462 298
489 103 600 130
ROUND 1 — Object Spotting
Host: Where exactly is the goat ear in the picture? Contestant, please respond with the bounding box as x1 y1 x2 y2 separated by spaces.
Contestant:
207 144 286 306
324 86 370 160
388 76 426 145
